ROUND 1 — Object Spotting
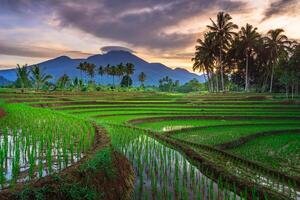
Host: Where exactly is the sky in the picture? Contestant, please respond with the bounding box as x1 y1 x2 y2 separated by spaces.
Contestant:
0 0 300 72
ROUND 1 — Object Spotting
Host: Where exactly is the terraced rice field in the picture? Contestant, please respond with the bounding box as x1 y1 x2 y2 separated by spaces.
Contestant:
0 91 299 200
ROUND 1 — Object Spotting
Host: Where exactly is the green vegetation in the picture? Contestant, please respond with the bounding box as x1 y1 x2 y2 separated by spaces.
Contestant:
229 133 300 177
79 147 115 179
171 124 300 146
193 12 300 96
0 100 94 187
0 91 299 199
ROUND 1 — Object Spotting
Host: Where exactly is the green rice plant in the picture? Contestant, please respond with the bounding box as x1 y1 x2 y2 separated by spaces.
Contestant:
0 101 95 186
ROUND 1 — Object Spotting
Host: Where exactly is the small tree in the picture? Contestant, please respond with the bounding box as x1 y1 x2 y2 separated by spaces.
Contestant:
116 63 125 82
16 64 30 93
138 72 146 87
120 75 132 87
107 65 117 87
30 65 52 91
159 76 175 92
98 65 106 84
77 62 86 80
125 63 135 87
57 74 70 89
85 63 96 83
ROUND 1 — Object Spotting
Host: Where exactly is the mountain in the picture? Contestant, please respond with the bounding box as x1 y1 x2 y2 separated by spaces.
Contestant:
0 75 13 86
0 51 204 86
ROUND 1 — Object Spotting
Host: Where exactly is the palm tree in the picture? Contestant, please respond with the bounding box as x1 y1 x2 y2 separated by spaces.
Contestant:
30 65 53 91
238 24 261 91
107 65 117 87
77 62 86 80
264 29 291 93
125 63 135 87
16 64 30 93
85 63 96 82
138 72 146 87
116 63 125 82
193 33 216 92
207 12 238 91
98 65 105 84
57 74 70 89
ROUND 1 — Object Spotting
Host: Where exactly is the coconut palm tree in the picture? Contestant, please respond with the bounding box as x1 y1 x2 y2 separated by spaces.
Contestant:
85 63 96 83
264 29 291 93
116 63 125 82
98 65 105 84
30 65 52 91
107 65 117 87
193 33 216 92
16 64 30 93
238 24 261 91
125 63 135 87
77 62 86 80
207 11 238 92
138 72 146 87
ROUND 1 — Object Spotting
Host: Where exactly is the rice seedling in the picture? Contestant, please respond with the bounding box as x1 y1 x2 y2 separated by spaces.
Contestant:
0 101 95 189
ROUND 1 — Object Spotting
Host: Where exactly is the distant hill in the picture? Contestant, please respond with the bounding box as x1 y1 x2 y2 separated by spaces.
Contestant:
0 51 204 86
0 75 13 86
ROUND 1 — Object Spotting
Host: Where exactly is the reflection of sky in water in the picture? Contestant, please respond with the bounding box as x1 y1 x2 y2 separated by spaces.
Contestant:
162 125 193 132
0 129 84 189
119 135 239 199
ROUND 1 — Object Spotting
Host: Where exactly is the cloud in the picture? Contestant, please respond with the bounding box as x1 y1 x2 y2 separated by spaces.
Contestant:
262 0 300 22
0 41 92 58
100 46 135 53
1 0 247 50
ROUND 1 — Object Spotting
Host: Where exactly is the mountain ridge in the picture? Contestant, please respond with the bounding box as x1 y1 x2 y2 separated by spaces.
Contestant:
0 50 204 86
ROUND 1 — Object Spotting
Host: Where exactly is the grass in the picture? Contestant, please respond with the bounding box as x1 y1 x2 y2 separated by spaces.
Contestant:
79 147 115 179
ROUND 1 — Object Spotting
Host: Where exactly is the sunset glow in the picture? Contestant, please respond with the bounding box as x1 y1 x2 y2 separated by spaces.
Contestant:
0 0 299 71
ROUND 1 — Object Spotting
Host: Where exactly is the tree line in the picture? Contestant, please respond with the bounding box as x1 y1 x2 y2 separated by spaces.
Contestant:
14 62 148 92
13 62 203 93
193 12 300 97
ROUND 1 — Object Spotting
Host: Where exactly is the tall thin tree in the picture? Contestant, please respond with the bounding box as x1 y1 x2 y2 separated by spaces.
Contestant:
238 24 261 91
264 29 290 93
207 12 238 92
16 64 30 93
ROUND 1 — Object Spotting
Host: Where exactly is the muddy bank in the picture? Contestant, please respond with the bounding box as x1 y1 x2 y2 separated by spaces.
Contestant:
0 125 134 200
0 108 5 118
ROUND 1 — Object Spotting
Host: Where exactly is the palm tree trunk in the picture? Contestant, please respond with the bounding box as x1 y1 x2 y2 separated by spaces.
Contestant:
269 65 274 93
112 75 115 87
203 73 208 91
210 72 214 92
215 72 219 93
220 42 225 92
206 70 212 92
285 84 289 99
245 54 249 92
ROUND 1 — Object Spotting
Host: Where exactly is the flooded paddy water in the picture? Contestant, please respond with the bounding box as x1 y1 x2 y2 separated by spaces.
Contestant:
107 125 240 200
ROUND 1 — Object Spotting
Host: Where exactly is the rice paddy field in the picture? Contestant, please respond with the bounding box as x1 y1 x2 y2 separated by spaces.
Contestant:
0 90 300 200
